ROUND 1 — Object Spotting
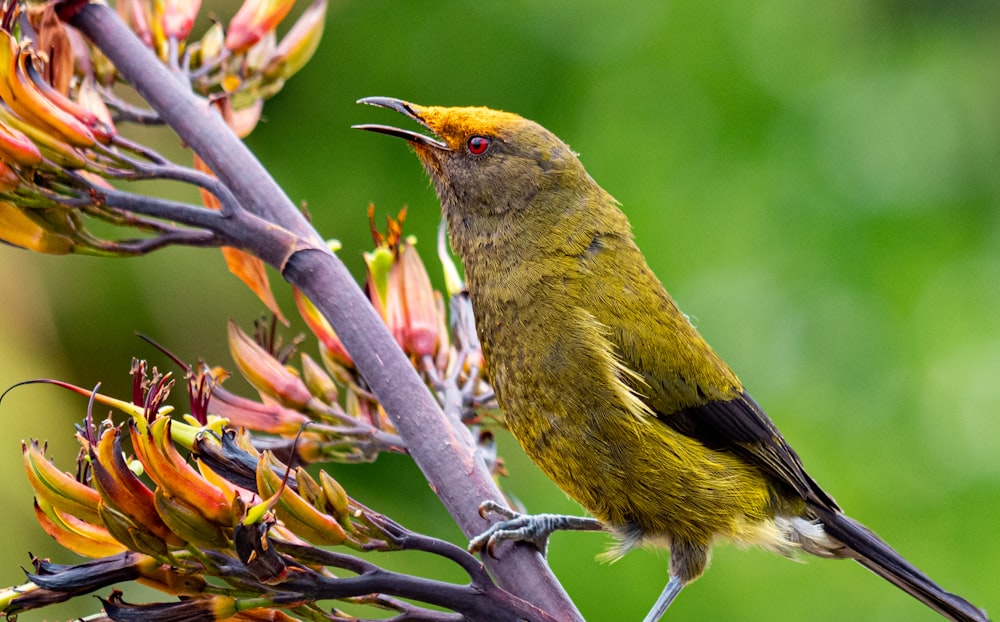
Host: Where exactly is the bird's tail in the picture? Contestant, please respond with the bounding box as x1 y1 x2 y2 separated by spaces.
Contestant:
812 506 988 622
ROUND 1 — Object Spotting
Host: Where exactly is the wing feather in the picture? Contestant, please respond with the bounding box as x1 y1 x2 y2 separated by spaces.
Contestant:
579 231 839 511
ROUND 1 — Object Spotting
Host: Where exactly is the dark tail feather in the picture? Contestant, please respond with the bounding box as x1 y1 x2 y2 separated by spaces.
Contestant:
812 507 988 622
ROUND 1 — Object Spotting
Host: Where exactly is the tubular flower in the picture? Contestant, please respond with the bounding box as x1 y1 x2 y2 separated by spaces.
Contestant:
88 426 185 550
397 239 440 358
293 287 352 368
154 0 202 42
226 0 295 54
356 206 442 359
227 320 313 410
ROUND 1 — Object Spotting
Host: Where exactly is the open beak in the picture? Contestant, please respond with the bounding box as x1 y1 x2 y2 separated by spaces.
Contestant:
352 97 450 150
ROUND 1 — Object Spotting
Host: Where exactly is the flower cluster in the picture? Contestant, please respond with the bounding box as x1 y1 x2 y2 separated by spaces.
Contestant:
6 356 495 620
296 207 497 426
1 210 513 620
192 208 498 467
0 0 322 277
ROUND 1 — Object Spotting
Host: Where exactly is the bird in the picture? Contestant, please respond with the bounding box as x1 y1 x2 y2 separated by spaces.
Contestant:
354 96 988 622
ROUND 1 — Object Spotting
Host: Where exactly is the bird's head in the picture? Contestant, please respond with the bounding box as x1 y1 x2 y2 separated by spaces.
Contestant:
354 97 588 223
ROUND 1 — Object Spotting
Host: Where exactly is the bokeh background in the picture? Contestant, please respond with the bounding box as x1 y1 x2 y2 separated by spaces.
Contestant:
2 1 999 620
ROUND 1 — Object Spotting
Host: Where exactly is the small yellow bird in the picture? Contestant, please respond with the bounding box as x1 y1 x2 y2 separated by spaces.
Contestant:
355 97 988 622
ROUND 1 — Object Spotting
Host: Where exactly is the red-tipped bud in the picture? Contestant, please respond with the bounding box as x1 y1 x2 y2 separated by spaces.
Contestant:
293 288 352 367
118 0 154 48
0 119 43 166
227 320 313 409
382 253 408 351
207 384 309 435
225 0 295 54
398 239 441 357
155 0 202 40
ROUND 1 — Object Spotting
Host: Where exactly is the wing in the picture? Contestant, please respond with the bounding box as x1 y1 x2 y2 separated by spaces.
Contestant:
580 232 838 511
665 392 839 511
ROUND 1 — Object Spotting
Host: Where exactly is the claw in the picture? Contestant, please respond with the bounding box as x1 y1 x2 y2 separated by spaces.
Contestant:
468 502 551 557
477 499 516 521
468 501 606 559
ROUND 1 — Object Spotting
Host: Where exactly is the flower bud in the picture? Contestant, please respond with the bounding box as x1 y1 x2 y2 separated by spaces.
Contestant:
300 352 338 403
23 439 102 525
293 288 352 367
318 469 350 521
227 320 313 409
154 0 202 41
225 0 295 54
33 497 127 558
89 426 183 548
255 451 347 546
131 418 235 526
0 202 75 254
153 488 231 550
194 21 225 67
207 384 310 435
398 239 440 358
0 120 42 166
263 0 326 81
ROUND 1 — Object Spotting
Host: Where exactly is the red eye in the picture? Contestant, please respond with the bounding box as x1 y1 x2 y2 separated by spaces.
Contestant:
467 136 491 155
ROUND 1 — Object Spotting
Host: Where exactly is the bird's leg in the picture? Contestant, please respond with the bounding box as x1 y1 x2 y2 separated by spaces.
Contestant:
641 575 685 622
468 500 604 557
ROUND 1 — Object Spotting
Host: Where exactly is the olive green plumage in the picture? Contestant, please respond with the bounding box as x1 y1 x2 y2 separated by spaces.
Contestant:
355 97 987 622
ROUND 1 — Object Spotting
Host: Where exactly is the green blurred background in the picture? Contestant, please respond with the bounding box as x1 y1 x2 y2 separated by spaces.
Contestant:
2 0 999 620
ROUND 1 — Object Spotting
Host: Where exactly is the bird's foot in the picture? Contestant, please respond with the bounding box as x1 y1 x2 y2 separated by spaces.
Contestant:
468 500 603 558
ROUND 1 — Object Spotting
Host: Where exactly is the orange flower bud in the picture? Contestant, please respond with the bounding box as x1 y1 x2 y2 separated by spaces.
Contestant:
293 288 352 367
207 384 310 435
89 426 183 548
22 439 103 525
225 0 295 54
0 119 42 166
33 497 127 558
131 417 235 526
227 320 313 409
0 202 74 254
0 161 19 191
0 35 96 148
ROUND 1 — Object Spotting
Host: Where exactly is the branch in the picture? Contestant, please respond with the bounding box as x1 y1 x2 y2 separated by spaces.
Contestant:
58 2 583 619
273 543 558 622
